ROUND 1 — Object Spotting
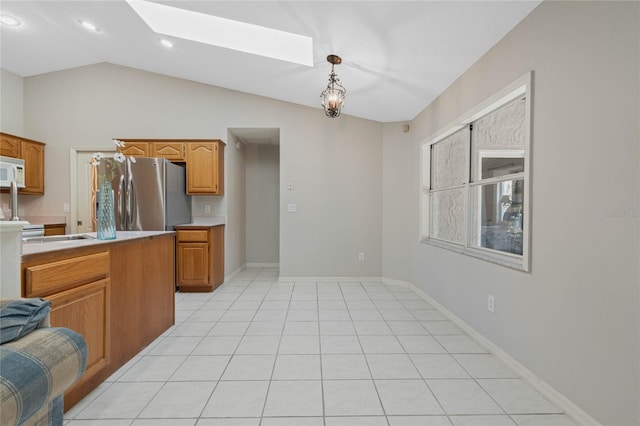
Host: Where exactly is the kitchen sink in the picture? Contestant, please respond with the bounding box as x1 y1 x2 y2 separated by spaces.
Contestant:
22 234 96 244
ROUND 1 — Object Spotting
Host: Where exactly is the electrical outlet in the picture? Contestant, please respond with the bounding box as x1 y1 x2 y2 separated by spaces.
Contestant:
487 295 495 313
358 252 365 262
204 204 211 214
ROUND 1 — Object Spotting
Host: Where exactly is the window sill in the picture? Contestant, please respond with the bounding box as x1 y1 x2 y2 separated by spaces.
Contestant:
422 238 528 272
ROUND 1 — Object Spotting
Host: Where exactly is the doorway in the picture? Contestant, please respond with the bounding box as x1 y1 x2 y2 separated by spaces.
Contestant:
229 128 280 267
70 147 115 234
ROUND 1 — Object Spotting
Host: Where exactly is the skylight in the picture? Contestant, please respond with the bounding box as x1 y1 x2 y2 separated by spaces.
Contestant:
125 0 313 66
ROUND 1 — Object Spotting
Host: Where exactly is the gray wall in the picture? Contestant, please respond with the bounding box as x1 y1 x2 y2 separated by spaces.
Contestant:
9 63 382 278
0 68 23 135
245 143 280 264
224 132 246 276
3 2 637 421
382 2 639 425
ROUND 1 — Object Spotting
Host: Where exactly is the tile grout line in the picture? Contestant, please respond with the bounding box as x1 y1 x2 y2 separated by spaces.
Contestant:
194 266 263 421
258 269 293 424
67 270 574 425
345 280 392 426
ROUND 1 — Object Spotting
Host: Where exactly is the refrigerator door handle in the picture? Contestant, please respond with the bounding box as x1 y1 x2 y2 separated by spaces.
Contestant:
118 175 126 230
127 175 136 231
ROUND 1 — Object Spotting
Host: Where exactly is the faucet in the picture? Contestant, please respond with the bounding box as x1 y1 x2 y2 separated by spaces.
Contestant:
10 180 19 221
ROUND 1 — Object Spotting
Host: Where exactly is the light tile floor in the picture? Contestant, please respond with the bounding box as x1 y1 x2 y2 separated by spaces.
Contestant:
64 267 579 426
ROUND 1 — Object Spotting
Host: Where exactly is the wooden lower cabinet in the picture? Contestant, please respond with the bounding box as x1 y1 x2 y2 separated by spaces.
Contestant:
22 249 111 409
176 225 224 292
21 233 175 411
48 279 110 386
44 223 66 236
178 242 209 286
109 235 175 365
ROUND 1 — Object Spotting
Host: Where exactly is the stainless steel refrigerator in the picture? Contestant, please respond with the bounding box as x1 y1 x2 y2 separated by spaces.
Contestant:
104 157 191 231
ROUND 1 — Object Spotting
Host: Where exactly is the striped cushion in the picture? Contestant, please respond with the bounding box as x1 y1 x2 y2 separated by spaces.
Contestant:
0 327 87 426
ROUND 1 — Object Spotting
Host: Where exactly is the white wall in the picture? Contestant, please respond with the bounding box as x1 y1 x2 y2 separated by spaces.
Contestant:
382 2 639 425
17 63 383 278
0 68 23 135
245 143 280 264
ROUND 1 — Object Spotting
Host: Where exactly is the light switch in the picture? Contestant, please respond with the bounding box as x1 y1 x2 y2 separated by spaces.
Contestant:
287 203 297 213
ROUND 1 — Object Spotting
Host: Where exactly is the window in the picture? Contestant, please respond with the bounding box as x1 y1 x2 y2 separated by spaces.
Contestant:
420 72 531 271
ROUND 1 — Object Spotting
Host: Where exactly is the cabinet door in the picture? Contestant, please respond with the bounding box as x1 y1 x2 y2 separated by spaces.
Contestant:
0 133 20 158
177 242 209 286
119 142 149 157
186 142 222 195
20 140 45 194
48 279 110 386
151 142 185 161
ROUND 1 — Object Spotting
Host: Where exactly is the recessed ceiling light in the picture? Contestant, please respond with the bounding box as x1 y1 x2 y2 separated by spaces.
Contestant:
160 39 173 48
126 0 313 66
1 14 22 27
79 20 100 32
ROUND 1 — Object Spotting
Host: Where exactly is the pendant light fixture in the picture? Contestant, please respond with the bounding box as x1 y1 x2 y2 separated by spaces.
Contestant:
320 54 346 118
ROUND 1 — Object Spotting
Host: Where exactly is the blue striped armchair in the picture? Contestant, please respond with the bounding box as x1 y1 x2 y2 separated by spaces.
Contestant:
0 298 88 426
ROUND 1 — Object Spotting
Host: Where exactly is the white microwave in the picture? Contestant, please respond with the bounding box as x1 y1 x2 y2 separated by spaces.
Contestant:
0 156 25 188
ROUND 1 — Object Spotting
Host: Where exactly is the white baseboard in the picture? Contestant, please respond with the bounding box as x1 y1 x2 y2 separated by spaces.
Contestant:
383 277 601 426
245 262 280 268
225 263 281 282
224 264 246 282
218 271 599 424
278 276 384 283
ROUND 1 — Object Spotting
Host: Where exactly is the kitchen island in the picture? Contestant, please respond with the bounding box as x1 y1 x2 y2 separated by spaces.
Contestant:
21 231 176 410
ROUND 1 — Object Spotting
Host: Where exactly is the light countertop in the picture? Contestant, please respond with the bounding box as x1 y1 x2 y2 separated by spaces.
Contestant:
176 216 225 227
22 231 175 257
21 215 67 225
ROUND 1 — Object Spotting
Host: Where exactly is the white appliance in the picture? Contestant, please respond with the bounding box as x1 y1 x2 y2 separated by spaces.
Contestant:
0 221 28 298
22 223 45 238
0 156 25 188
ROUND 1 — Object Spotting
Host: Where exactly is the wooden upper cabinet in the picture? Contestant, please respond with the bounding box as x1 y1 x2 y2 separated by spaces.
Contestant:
1 133 21 158
151 142 185 161
20 139 45 194
117 138 225 195
118 142 149 157
0 132 46 195
186 141 224 195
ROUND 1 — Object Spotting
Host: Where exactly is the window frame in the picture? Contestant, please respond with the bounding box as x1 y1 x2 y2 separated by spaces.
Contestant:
420 72 532 271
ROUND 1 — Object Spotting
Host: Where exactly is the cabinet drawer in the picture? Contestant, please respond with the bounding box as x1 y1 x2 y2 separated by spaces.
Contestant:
177 230 209 242
25 251 110 297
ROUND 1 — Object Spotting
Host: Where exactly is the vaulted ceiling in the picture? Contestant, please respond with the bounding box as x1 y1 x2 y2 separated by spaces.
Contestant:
0 1 540 122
